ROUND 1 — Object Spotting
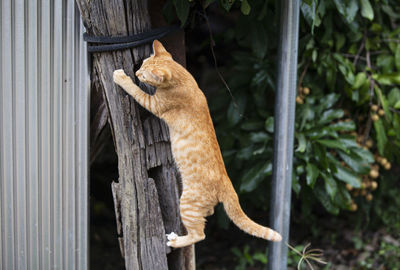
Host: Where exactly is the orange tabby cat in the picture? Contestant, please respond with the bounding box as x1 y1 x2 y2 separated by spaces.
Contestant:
113 40 282 248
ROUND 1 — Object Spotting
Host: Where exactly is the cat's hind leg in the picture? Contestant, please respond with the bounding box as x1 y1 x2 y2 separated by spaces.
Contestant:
166 231 205 248
167 194 208 248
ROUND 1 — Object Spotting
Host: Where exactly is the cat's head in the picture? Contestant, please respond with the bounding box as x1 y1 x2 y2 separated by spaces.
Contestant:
135 40 174 87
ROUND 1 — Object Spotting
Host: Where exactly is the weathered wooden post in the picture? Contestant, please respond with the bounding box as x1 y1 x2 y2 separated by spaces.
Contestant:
75 0 192 269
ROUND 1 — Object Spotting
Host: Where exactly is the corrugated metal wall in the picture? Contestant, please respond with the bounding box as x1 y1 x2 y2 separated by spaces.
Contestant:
0 0 89 269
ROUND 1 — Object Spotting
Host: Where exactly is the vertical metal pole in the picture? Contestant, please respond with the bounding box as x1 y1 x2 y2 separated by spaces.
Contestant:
268 0 300 269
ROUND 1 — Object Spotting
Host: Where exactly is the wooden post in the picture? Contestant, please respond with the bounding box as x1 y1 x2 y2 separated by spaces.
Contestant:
75 0 191 269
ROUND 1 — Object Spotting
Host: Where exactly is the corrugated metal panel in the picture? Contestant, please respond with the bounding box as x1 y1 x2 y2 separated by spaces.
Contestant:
0 0 89 269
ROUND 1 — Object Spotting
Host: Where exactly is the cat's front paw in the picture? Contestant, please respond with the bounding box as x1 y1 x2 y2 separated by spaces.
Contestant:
113 69 129 85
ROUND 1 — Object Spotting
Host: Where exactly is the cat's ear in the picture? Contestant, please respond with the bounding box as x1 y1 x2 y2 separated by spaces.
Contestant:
153 40 166 55
152 40 171 58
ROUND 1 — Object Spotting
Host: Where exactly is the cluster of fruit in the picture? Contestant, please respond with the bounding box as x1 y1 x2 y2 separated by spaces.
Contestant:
354 133 373 149
375 155 391 171
346 152 391 211
296 87 310 104
295 88 391 211
370 104 385 121
344 123 392 210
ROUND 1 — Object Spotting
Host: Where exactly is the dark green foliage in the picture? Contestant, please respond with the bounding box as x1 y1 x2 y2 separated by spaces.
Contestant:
168 0 400 220
231 245 268 270
209 0 399 216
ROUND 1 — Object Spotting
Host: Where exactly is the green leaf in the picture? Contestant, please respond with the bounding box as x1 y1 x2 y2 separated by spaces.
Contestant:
312 49 318 62
352 72 367 89
298 104 315 130
317 139 349 152
237 145 253 160
253 252 268 264
393 114 400 140
249 132 269 143
335 32 346 51
222 149 236 160
395 44 400 71
351 147 375 163
375 86 392 121
306 163 319 187
220 0 235 12
296 133 307 153
338 136 359 148
322 173 338 200
381 5 400 19
173 0 190 26
329 121 355 131
335 185 352 209
394 100 400 109
257 0 269 20
333 0 359 23
316 0 326 26
292 173 301 194
240 0 251 15
265 117 274 133
250 23 268 59
227 94 246 126
203 0 216 8
314 144 329 169
388 88 400 107
240 162 272 192
318 109 344 124
301 0 317 34
162 0 176 24
252 70 269 89
314 185 339 215
333 163 361 188
253 143 267 155
376 55 394 74
374 118 388 155
357 79 371 105
360 0 374 20
373 73 400 85
326 67 337 89
320 93 340 110
370 23 382 32
307 128 338 140
337 150 370 174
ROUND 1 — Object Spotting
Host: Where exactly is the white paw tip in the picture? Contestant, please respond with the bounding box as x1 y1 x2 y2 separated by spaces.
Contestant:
113 69 126 79
166 241 172 247
166 232 178 241
273 232 282 242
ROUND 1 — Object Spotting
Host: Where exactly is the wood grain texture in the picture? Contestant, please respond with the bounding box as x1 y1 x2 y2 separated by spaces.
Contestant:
75 0 187 269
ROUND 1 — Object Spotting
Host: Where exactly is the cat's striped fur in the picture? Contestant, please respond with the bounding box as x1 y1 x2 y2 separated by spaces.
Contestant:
113 40 282 248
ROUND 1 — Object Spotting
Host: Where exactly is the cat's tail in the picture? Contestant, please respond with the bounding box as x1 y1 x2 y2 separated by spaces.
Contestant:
221 182 282 242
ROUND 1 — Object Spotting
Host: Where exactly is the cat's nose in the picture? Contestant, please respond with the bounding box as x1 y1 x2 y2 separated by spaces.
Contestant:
135 70 142 77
